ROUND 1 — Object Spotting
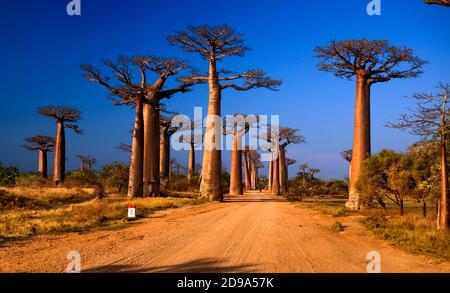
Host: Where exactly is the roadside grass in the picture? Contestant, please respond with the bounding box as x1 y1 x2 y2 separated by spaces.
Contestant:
0 188 205 242
360 215 450 261
291 194 450 261
293 196 352 217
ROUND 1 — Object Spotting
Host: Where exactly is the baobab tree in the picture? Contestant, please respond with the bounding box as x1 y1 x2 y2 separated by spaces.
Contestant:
224 115 254 195
285 158 297 190
425 0 450 6
169 25 281 201
22 135 55 178
387 83 450 231
243 148 252 190
299 163 310 188
248 151 262 190
278 128 305 194
316 40 426 209
77 155 96 171
38 106 82 185
82 56 195 197
160 116 182 180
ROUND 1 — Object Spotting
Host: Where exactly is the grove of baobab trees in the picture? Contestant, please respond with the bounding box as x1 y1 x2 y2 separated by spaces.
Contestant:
82 56 197 197
168 25 281 201
316 40 427 210
224 115 254 195
22 135 55 178
38 106 82 185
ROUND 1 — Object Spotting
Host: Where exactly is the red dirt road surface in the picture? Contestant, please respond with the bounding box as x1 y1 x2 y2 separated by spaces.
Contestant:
1 191 449 272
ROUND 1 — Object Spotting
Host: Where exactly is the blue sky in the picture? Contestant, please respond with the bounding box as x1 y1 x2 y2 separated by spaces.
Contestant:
0 0 449 179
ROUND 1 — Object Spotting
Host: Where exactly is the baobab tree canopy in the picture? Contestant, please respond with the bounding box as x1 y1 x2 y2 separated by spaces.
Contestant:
38 106 82 132
22 135 55 151
316 40 427 84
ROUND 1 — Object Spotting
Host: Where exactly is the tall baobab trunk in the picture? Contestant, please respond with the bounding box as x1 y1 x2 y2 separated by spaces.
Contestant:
438 140 450 231
160 129 171 180
143 101 160 197
188 142 195 182
200 60 223 201
254 166 259 190
53 119 65 185
347 74 371 210
229 135 243 195
278 146 287 194
128 100 144 197
38 149 48 178
250 162 255 190
268 159 272 190
243 151 251 190
271 157 280 195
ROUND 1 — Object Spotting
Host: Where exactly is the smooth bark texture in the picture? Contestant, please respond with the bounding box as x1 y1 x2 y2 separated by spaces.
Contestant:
128 100 144 197
271 157 280 195
53 120 65 185
160 123 171 180
268 159 272 190
38 149 48 178
200 60 223 201
438 141 449 231
278 146 287 194
243 151 251 190
188 142 196 182
229 135 243 195
347 74 371 209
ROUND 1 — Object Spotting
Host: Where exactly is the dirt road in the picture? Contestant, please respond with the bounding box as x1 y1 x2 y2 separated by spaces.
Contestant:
1 191 449 272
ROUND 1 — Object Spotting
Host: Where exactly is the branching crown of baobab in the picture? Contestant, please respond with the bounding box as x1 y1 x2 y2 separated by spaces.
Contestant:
22 135 55 151
38 106 83 133
81 56 196 105
279 127 305 147
169 25 282 91
315 40 427 84
299 163 309 173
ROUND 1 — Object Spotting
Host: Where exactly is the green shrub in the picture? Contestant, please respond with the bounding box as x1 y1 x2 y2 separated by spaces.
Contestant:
99 162 129 193
0 162 19 186
64 170 98 188
16 173 51 187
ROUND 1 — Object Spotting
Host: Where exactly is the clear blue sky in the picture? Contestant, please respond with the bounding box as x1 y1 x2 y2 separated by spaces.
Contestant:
0 0 449 179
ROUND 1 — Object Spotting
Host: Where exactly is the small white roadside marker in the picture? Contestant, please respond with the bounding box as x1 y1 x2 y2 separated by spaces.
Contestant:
128 204 136 219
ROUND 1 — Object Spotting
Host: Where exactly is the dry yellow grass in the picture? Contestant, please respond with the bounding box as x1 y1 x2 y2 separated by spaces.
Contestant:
0 187 205 241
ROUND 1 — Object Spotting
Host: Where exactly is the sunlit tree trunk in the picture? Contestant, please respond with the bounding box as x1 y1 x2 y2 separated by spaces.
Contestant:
438 140 450 231
38 149 48 178
200 60 223 201
229 135 243 195
268 159 272 190
188 142 195 182
143 101 161 197
347 74 371 210
271 157 280 195
53 119 65 186
160 128 171 180
279 146 287 194
128 100 144 197
243 151 251 190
